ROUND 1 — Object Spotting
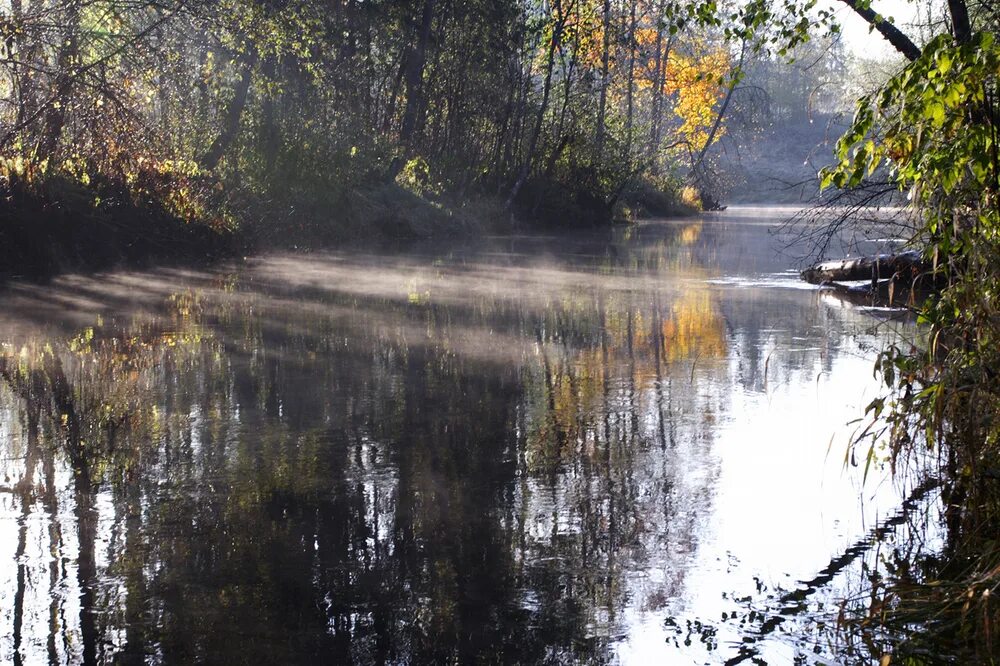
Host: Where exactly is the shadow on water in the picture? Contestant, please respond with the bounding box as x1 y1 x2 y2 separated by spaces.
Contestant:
0 208 925 664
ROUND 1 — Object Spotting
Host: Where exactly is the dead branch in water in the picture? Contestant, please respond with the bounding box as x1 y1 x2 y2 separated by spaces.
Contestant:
801 250 929 285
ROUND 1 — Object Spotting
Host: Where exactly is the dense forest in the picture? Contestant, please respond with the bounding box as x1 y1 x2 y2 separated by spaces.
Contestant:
0 0 862 275
0 0 686 270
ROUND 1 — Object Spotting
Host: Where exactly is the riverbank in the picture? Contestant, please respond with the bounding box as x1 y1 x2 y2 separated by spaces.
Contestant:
0 167 244 280
0 170 696 281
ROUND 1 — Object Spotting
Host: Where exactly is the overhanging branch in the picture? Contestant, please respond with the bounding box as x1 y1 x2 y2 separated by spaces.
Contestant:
838 0 922 61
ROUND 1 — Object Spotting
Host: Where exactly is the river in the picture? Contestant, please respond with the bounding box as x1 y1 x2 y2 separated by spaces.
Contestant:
0 206 925 664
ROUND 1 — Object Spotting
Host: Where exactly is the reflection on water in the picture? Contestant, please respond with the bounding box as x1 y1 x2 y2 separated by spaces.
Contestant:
0 207 915 664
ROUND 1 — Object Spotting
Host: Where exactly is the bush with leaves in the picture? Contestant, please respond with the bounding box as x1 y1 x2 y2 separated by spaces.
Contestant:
825 30 1000 660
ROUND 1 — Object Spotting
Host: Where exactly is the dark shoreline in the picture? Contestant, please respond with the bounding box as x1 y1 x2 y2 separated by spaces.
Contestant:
0 180 697 284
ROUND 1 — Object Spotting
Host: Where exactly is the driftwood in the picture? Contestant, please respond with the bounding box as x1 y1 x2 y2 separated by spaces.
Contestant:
801 250 929 285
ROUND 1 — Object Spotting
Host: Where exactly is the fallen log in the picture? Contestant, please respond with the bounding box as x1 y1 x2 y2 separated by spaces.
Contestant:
819 279 919 310
801 250 928 285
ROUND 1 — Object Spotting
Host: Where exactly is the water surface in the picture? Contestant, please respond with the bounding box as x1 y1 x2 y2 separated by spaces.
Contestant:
0 207 917 664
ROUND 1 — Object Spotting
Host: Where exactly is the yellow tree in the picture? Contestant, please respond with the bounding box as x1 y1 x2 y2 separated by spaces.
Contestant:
663 44 731 157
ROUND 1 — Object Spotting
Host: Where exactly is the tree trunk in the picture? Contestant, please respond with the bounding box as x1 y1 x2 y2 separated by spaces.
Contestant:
689 41 746 186
36 0 81 161
384 51 408 131
947 0 972 43
594 0 612 158
624 0 637 157
505 0 562 209
399 0 437 147
10 0 39 135
200 49 258 172
260 55 280 173
650 7 671 172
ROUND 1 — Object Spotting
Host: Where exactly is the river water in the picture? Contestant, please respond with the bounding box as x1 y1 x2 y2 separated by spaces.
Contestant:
0 207 923 664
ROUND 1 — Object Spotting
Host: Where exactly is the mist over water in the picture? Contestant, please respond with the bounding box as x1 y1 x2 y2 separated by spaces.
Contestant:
0 207 921 663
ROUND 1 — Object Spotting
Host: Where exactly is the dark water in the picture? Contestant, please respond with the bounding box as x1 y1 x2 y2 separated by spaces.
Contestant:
0 208 917 664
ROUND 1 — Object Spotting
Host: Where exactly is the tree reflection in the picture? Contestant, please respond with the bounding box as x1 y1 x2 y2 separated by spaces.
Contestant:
0 218 883 664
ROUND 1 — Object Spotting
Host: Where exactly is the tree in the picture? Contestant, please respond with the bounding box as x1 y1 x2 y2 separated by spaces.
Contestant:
810 0 1000 657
